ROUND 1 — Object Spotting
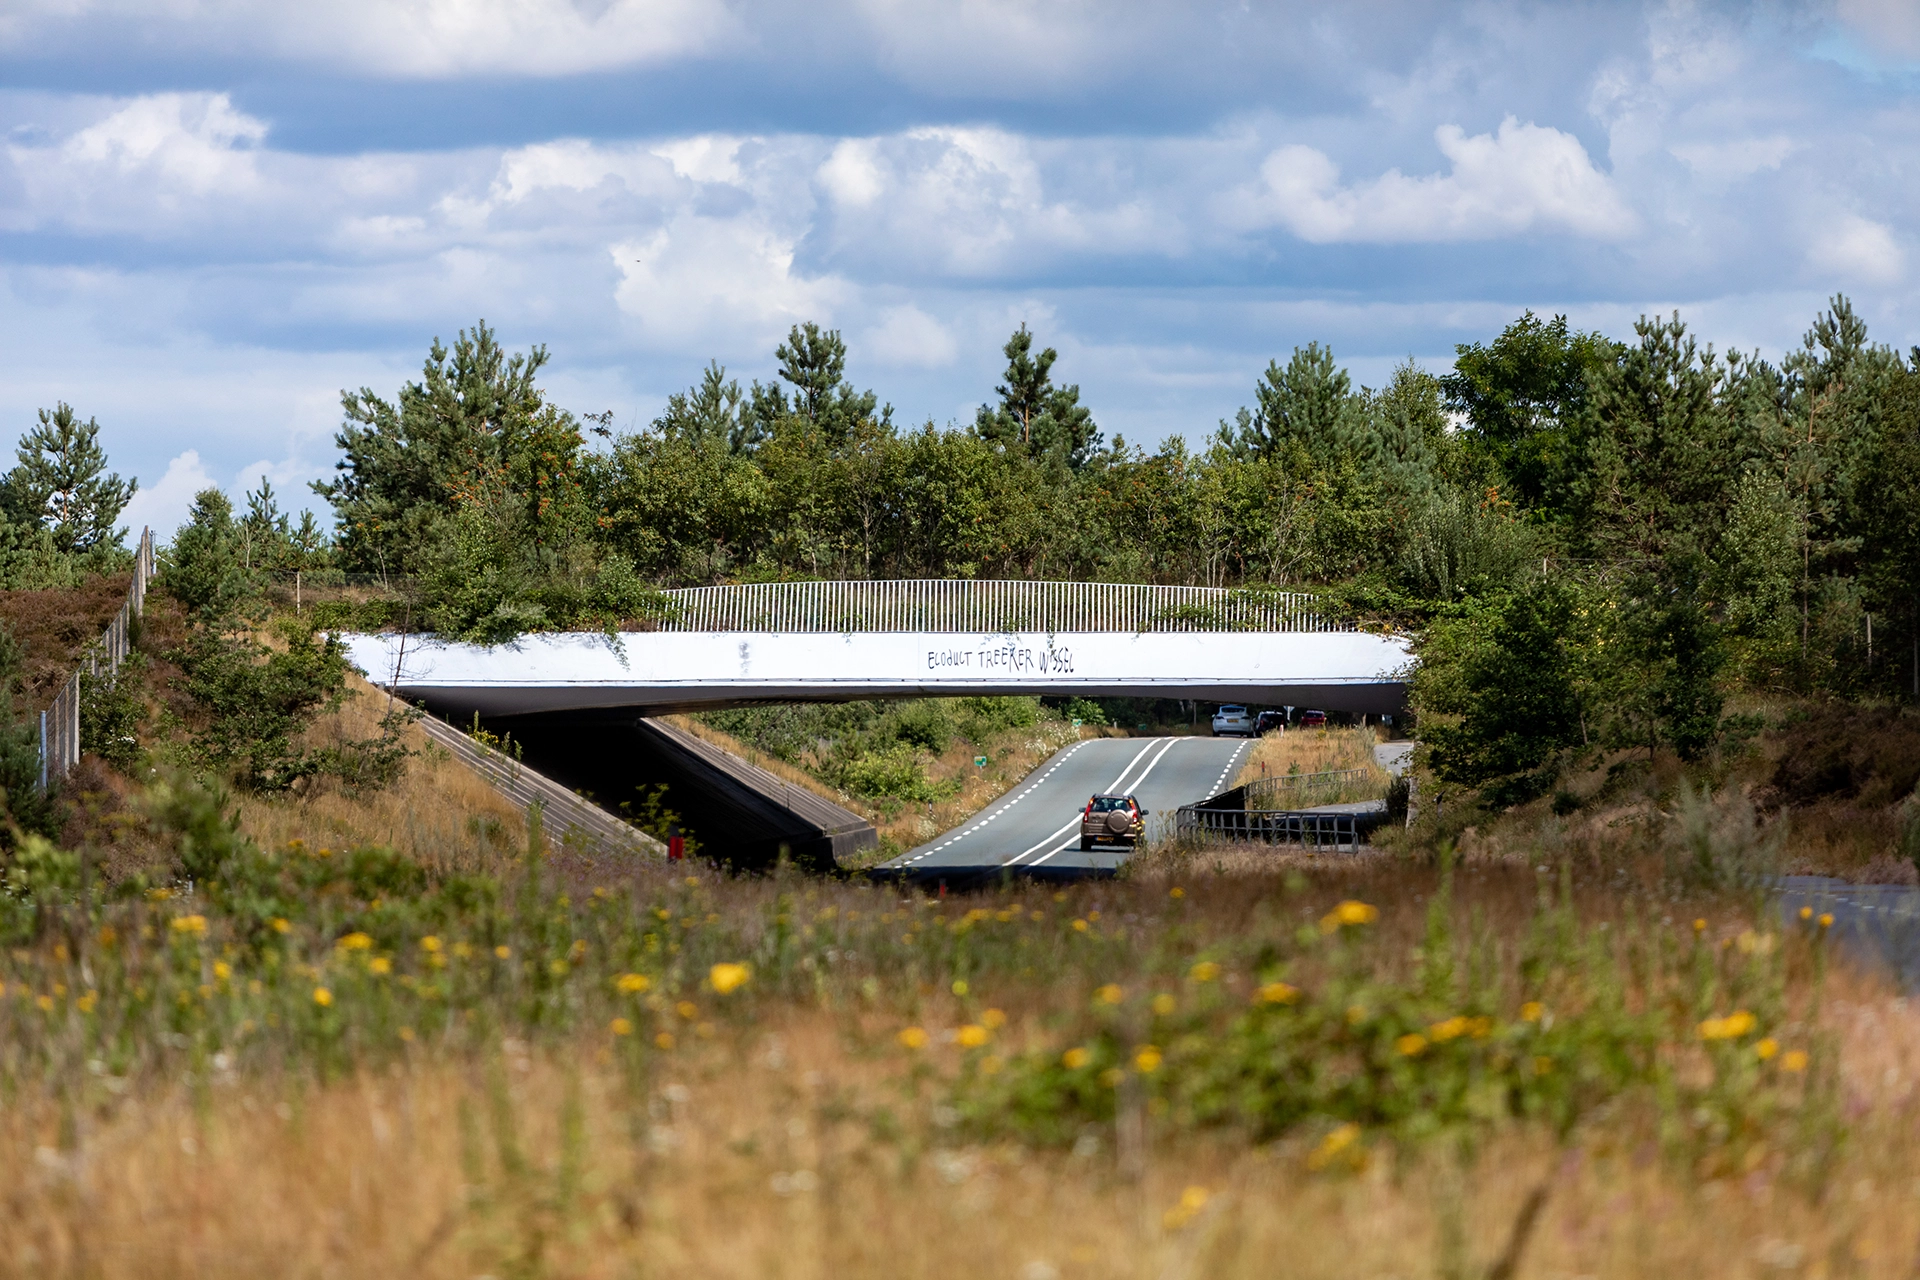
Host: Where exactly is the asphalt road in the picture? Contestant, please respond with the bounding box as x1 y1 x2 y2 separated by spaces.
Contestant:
881 734 1252 882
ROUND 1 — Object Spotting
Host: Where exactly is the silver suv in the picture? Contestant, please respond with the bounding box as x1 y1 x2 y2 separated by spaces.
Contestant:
1210 704 1253 736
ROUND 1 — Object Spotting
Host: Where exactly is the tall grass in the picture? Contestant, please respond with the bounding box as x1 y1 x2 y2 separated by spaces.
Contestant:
0 772 1872 1278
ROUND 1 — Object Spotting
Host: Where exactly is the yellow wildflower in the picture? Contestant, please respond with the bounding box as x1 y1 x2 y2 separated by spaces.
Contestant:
1062 1046 1091 1070
1094 983 1124 1005
494 945 511 959
312 987 333 1007
1819 913 1834 929
1134 1045 1163 1073
1319 900 1379 934
549 959 569 977
170 915 208 937
1307 1122 1361 1171
611 1017 634 1037
336 932 373 952
951 979 969 996
709 962 751 994
1520 1001 1544 1022
1170 887 1185 899
957 1024 990 1048
676 1000 698 1020
1693 918 1706 933
1152 993 1177 1016
617 973 652 994
398 1027 415 1042
1255 982 1299 1005
1072 919 1090 933
981 1007 1007 1029
1782 1050 1810 1072
1699 1010 1758 1041
1755 1038 1779 1061
76 992 96 1014
1396 1033 1427 1057
420 936 443 953
1189 961 1221 983
898 1026 929 1050
1798 906 1813 922
35 995 53 1012
212 961 232 981
369 957 392 976
1162 1185 1210 1230
655 1031 676 1050
270 918 290 935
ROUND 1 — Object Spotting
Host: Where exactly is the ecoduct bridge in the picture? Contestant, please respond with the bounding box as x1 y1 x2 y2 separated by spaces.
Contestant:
341 580 1412 720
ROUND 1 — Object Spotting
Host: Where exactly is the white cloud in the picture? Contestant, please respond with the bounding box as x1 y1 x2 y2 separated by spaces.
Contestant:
1807 214 1905 285
1233 117 1637 243
1837 0 1920 59
0 0 736 78
862 305 956 368
122 449 214 540
1669 136 1796 185
612 214 849 350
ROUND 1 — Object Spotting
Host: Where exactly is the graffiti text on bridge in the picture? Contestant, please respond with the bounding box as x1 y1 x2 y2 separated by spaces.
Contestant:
926 640 1074 675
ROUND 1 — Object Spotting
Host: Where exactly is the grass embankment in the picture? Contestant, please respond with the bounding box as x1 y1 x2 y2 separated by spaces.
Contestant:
230 671 530 867
1229 725 1393 806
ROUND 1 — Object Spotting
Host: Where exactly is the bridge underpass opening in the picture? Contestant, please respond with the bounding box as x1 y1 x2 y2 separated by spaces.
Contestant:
340 580 1413 867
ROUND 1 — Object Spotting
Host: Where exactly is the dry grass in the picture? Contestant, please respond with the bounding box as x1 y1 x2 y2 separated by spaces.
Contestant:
3 897 1916 1280
230 671 529 868
1233 725 1384 791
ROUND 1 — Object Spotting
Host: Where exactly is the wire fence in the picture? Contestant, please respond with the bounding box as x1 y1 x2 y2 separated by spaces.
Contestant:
39 527 155 789
650 579 1341 634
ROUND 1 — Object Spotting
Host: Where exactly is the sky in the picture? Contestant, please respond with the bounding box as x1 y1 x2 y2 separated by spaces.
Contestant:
2 0 1918 537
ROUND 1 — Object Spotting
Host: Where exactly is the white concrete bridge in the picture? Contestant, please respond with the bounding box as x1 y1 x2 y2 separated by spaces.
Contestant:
341 579 1412 720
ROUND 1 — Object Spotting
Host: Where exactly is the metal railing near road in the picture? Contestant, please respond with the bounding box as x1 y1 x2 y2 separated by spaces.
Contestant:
1173 805 1373 850
653 579 1343 634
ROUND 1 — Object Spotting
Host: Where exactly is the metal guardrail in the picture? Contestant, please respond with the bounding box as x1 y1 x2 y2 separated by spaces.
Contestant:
1174 805 1373 849
39 527 155 789
652 579 1342 634
412 713 666 860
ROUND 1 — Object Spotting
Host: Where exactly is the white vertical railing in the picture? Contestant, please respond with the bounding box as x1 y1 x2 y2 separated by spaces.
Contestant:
648 579 1339 634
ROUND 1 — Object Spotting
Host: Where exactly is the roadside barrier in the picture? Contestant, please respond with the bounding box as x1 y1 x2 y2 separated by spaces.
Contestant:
1173 804 1375 850
38 527 155 790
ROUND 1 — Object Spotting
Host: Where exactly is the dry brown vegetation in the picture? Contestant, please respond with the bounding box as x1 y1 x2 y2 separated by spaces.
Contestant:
230 670 530 868
1233 724 1387 791
1 850 1914 1280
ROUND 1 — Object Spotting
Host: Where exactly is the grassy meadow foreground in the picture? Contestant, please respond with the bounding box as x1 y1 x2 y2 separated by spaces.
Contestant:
0 765 1911 1278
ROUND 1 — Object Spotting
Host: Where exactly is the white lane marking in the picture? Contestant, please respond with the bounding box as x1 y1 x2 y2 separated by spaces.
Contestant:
1025 735 1189 868
995 737 1170 869
892 739 1095 867
1204 739 1250 796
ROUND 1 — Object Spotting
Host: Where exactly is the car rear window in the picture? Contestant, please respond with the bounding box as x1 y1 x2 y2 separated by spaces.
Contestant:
1090 797 1133 812
1219 706 1246 715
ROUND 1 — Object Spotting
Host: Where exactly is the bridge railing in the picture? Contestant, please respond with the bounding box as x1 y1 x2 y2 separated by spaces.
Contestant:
653 579 1343 634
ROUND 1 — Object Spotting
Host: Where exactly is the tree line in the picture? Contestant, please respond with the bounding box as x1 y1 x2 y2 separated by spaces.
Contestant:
19 293 1920 811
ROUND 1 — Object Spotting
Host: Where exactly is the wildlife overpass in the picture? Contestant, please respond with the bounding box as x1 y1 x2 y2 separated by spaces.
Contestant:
341 580 1412 720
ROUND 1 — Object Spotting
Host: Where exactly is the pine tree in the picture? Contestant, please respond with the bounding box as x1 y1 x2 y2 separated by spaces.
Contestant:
5 403 137 554
975 326 1100 468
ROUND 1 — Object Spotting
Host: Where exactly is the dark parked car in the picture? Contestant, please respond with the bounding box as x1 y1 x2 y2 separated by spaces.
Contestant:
1255 710 1286 735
